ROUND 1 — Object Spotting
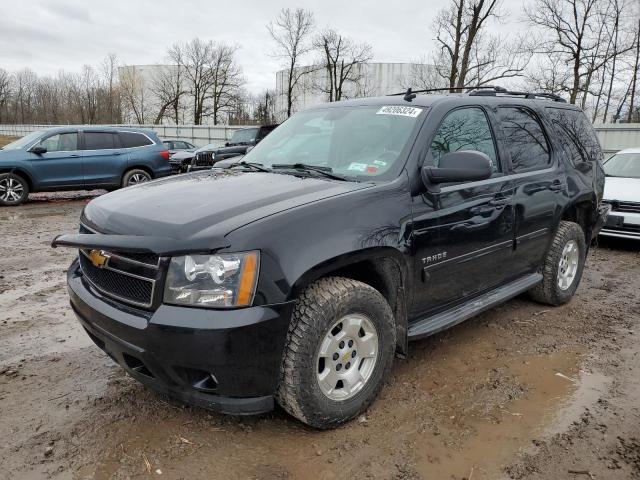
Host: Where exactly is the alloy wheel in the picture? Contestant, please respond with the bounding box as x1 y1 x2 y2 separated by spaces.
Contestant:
128 173 150 186
316 313 379 401
0 177 25 204
557 239 579 290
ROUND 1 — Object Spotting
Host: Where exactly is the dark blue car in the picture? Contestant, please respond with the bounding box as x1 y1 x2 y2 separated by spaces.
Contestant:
0 127 171 206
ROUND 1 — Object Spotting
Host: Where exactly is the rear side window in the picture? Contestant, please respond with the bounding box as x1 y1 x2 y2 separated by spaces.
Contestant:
546 108 602 162
429 107 499 172
498 107 550 172
120 132 153 148
83 132 118 150
39 132 78 152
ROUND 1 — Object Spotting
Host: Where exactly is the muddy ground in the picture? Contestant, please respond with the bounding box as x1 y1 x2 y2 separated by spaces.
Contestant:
0 193 639 480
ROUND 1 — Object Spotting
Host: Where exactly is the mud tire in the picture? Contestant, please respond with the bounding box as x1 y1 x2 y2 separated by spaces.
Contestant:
529 221 586 306
276 277 395 429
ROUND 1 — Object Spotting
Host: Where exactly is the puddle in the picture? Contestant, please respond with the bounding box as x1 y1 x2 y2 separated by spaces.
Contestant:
405 351 590 479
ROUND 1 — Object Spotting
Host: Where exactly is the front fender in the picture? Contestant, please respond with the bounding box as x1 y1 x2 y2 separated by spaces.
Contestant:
289 247 409 299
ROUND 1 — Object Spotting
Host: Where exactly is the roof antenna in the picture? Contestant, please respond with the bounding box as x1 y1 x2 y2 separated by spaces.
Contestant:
404 87 417 102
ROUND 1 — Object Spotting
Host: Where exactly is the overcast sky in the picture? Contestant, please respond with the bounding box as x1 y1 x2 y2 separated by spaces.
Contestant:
0 0 525 93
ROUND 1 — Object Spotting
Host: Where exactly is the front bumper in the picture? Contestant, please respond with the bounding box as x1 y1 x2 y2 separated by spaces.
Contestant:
67 260 293 415
169 160 186 174
592 203 611 237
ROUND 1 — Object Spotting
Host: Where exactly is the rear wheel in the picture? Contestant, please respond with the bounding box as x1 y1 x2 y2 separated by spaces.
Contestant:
122 169 151 188
277 277 395 429
529 221 586 305
0 173 29 206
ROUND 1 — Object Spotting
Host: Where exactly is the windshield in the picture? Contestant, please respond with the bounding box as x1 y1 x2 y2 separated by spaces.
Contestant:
243 105 425 181
603 153 640 179
230 128 259 145
2 131 43 150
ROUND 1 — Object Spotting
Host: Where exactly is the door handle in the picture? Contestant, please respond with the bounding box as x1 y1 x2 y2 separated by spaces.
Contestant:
469 204 494 215
69 154 80 158
489 198 510 207
113 152 122 156
488 190 514 207
549 180 565 191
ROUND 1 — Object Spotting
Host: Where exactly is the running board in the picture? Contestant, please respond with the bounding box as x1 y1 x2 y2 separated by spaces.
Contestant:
407 273 543 340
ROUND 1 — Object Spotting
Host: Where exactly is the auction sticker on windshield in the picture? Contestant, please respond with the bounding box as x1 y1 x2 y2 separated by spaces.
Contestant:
376 106 423 118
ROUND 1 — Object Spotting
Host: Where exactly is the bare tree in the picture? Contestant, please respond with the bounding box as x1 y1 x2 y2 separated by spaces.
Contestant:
526 0 634 104
628 18 640 121
209 43 245 125
314 29 373 102
268 8 315 118
150 64 186 124
12 69 38 123
431 0 527 90
169 39 214 125
0 58 119 125
0 69 11 123
119 66 148 124
253 90 277 124
100 53 120 123
79 65 100 124
168 39 244 125
404 58 447 90
525 52 572 95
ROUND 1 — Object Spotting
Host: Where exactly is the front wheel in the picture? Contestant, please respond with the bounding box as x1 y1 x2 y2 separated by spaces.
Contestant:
529 221 586 305
0 173 29 206
277 277 395 429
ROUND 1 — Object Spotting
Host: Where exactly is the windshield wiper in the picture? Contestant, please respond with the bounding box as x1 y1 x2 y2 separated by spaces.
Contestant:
271 163 351 181
229 161 271 172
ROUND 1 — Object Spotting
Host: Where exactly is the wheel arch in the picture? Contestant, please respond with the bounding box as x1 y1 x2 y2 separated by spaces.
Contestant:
289 247 410 356
559 194 598 243
124 165 154 179
0 167 34 191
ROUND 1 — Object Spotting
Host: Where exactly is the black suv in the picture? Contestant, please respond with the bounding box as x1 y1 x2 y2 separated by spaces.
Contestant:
190 124 278 170
53 88 608 429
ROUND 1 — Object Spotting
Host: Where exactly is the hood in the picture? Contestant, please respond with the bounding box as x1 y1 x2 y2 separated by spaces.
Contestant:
215 145 249 155
83 170 370 243
0 149 22 161
603 176 640 203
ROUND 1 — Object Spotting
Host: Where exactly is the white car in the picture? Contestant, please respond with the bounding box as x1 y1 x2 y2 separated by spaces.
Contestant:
600 147 640 240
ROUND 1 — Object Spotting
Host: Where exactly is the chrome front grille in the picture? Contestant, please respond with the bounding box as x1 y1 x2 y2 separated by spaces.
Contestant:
78 223 161 309
615 201 640 214
194 152 215 167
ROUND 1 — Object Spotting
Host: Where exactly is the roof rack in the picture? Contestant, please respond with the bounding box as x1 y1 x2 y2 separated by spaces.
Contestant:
390 86 566 103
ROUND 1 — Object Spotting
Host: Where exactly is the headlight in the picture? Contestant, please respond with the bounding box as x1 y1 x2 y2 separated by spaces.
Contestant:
163 251 259 308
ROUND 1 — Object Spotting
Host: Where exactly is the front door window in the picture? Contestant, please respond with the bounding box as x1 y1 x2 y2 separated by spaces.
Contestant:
39 133 78 152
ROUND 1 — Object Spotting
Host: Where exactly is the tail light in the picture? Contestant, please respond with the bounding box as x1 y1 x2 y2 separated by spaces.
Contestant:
160 150 170 160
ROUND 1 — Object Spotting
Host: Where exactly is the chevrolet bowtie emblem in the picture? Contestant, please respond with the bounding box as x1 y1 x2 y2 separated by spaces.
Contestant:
88 249 110 268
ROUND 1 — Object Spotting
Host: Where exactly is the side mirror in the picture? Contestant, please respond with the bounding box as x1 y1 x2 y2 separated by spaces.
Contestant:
245 145 255 154
30 145 47 155
421 151 492 192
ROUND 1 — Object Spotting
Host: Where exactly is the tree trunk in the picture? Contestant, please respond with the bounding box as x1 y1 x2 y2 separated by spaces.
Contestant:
448 0 465 91
627 20 640 122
